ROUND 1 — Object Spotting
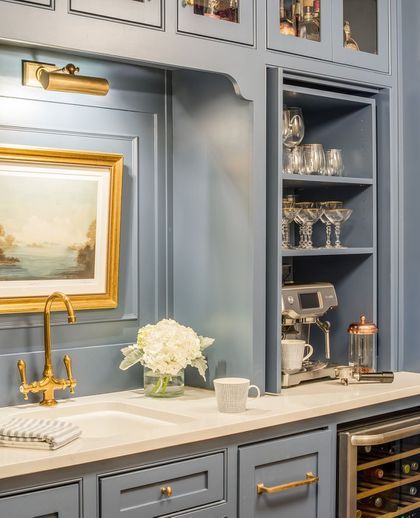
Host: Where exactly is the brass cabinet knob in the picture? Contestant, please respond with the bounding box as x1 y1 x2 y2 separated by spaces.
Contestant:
160 486 173 497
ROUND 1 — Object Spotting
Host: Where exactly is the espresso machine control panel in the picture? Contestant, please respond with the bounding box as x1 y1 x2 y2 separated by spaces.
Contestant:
282 283 338 321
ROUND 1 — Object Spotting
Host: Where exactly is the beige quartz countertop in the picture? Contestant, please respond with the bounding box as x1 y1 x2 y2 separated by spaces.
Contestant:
0 372 419 480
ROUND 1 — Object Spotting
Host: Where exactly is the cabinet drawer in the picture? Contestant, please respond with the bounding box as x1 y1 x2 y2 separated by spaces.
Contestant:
69 0 163 29
239 429 334 518
100 452 225 518
0 483 80 518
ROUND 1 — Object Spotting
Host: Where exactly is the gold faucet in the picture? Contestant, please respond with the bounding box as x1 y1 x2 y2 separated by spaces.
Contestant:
17 292 77 406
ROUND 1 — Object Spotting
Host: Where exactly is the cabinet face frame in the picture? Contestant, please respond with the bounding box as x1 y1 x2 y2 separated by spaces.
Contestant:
0 0 53 7
331 0 390 72
266 0 333 60
69 0 164 29
177 0 255 46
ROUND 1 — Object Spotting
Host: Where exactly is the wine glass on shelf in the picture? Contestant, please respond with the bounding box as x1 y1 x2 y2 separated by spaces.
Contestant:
283 107 305 149
325 149 344 177
320 202 343 248
325 208 353 248
302 144 326 175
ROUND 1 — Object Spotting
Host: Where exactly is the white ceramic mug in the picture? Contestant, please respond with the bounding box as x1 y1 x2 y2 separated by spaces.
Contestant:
213 377 261 413
281 339 314 373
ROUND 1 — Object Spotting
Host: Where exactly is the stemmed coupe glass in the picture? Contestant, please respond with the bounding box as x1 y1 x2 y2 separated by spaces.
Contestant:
295 202 322 249
320 201 343 248
325 208 353 248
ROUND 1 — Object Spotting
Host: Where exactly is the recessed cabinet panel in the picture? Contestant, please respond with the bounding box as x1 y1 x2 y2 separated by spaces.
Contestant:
0 483 80 518
332 0 389 72
70 0 163 29
239 429 333 517
177 0 254 45
2 0 53 6
267 0 332 60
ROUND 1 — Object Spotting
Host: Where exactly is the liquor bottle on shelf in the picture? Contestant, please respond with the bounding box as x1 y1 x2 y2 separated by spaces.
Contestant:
361 467 384 479
313 0 320 27
401 462 412 475
299 0 320 41
344 20 360 51
280 0 295 36
293 0 303 37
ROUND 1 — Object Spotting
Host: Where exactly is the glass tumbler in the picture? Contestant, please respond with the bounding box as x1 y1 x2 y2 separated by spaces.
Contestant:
325 149 344 176
302 144 326 175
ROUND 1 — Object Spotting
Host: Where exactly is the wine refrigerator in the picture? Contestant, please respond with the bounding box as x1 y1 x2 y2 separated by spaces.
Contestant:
338 412 420 517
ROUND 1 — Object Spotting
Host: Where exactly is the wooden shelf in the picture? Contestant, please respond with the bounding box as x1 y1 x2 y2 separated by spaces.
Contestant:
357 473 420 500
282 247 374 257
357 447 420 471
282 173 373 189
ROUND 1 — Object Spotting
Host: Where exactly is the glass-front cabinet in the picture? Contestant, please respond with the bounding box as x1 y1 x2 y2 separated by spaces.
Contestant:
177 0 254 45
267 0 390 72
267 0 333 60
332 0 390 72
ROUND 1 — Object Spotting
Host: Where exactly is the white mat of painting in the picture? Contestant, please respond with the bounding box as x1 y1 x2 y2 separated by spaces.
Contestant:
0 417 81 450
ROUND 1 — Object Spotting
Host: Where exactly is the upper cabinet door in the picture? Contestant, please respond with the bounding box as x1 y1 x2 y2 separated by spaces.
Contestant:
69 0 163 29
177 0 255 46
332 0 390 72
267 0 332 60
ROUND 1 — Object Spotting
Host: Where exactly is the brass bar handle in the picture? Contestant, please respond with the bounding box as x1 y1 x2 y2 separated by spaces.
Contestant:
63 355 76 393
257 472 319 495
17 359 29 400
161 486 173 497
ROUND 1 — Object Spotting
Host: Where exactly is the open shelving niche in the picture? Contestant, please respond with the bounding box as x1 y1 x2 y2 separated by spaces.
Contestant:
266 70 380 393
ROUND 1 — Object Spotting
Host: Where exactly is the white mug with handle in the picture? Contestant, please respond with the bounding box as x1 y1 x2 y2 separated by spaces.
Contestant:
213 377 261 413
281 339 314 373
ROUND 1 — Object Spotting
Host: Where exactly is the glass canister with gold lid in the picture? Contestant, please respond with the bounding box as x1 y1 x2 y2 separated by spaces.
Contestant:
348 315 378 373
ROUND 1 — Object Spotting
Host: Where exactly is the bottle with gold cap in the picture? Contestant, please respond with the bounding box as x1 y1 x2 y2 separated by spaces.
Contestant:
299 0 320 41
348 315 378 374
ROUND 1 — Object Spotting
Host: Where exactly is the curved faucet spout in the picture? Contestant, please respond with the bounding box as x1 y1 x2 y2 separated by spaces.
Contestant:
43 292 76 377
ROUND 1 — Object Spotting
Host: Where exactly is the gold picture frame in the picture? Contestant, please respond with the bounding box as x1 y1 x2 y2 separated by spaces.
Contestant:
0 146 123 314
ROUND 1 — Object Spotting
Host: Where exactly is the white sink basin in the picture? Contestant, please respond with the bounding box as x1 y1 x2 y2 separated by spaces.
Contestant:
12 402 193 440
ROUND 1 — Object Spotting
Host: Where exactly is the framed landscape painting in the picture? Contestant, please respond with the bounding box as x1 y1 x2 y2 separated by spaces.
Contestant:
0 147 123 314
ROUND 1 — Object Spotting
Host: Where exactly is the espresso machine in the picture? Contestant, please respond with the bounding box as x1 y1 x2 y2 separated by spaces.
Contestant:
281 282 338 387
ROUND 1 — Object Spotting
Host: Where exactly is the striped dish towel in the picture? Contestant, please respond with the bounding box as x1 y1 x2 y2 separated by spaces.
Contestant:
0 417 81 450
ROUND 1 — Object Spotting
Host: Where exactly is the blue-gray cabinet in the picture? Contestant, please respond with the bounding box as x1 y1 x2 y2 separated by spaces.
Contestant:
69 0 163 29
99 452 225 517
332 0 390 72
238 429 334 517
267 0 389 72
267 0 333 60
177 0 254 45
0 483 80 518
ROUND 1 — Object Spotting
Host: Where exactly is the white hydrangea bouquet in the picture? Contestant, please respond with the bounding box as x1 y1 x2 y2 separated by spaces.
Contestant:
120 319 214 398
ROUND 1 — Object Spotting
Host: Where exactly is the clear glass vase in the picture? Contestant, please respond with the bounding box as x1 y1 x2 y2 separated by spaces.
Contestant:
143 369 184 398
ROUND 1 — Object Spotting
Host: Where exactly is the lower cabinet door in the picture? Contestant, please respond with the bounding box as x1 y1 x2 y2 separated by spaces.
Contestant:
238 429 334 518
0 483 80 518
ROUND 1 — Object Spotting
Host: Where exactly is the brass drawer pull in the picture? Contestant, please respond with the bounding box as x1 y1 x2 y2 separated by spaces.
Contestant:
160 486 173 497
256 472 319 495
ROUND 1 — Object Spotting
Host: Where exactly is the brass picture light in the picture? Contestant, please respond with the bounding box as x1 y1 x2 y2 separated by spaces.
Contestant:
22 60 109 96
